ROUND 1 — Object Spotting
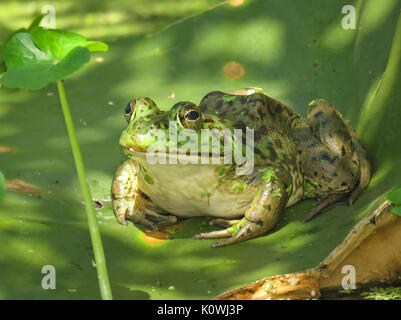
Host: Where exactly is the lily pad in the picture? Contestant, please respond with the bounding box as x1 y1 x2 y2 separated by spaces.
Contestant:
0 0 401 299
1 27 108 90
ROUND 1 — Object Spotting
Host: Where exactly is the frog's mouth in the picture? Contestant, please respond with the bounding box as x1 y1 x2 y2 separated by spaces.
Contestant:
124 147 226 165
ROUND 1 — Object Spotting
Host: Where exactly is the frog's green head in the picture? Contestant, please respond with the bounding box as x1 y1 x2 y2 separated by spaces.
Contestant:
120 98 215 155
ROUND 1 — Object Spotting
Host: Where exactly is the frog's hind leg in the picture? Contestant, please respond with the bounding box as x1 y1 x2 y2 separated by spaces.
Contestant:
305 99 371 220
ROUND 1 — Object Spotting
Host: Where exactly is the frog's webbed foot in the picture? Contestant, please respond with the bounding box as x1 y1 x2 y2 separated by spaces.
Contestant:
195 169 289 248
303 194 348 222
194 218 265 248
114 196 177 230
112 160 177 229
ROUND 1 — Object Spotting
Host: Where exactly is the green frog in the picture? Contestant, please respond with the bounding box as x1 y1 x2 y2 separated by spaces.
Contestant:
111 89 370 248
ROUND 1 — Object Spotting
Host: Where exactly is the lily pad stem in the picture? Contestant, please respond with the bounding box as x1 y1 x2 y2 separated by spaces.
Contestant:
57 80 113 300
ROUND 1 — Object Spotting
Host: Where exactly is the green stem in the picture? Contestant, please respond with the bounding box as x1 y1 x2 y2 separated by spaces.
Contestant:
57 80 113 300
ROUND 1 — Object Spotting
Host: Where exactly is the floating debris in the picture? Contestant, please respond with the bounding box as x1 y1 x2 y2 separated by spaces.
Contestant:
0 145 14 153
6 180 42 195
223 61 246 79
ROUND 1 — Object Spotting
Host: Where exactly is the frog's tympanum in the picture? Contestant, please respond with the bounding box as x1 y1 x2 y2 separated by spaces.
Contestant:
112 90 370 247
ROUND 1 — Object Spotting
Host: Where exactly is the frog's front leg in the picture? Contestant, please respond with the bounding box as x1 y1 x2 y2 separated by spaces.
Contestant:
195 168 290 248
112 160 177 229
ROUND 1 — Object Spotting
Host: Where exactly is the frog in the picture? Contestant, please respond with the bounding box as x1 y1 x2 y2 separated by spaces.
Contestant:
111 89 370 248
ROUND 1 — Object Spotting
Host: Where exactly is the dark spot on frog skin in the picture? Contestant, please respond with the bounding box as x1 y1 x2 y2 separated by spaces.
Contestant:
266 102 275 117
275 103 283 113
313 111 324 118
268 145 277 160
236 120 247 131
341 146 346 156
274 138 282 148
215 100 223 110
341 182 347 186
256 220 263 226
247 98 265 110
267 204 271 211
254 130 262 140
321 152 338 164
370 217 376 225
257 107 265 119
240 96 248 104
313 62 319 68
203 91 224 100
258 126 268 135
254 148 263 155
330 172 338 178
314 171 318 176
308 141 318 148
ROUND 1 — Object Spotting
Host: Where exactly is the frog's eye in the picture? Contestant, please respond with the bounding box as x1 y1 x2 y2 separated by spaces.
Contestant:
172 102 203 130
184 110 200 121
125 103 131 114
124 100 136 122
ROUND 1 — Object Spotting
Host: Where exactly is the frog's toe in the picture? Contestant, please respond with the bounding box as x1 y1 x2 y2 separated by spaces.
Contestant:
131 215 158 230
113 200 131 226
117 212 128 225
143 208 177 224
209 218 241 228
195 219 262 248
194 229 232 240
303 193 348 222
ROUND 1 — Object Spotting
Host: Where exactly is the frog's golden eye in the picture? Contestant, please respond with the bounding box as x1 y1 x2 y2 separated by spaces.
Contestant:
124 100 136 122
173 102 203 130
184 110 200 121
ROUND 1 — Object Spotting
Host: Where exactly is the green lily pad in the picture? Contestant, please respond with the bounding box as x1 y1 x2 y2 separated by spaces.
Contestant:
391 205 401 217
1 27 108 90
0 0 401 300
387 188 401 204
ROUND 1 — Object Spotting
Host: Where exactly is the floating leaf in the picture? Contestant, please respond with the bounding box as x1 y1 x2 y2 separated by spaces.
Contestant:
386 188 401 205
391 205 401 216
1 27 108 90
